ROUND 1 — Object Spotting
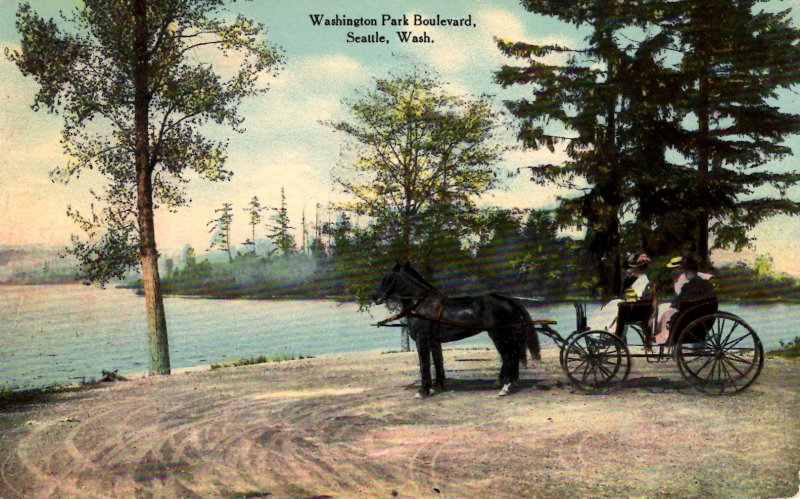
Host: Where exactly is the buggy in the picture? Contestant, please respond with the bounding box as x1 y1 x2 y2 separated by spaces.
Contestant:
536 294 764 394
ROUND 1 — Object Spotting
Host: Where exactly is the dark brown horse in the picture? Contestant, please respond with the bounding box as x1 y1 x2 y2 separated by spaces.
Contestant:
374 262 540 397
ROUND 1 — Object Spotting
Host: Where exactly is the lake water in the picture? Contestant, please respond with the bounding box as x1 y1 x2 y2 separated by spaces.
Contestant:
1 285 798 390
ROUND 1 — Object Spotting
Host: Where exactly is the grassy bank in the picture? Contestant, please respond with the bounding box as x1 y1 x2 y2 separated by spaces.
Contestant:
210 353 311 370
768 337 800 359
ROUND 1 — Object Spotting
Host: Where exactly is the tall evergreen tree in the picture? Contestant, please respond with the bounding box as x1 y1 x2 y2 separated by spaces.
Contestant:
496 1 649 296
267 187 296 256
663 0 800 265
208 203 234 261
301 207 309 254
243 196 265 255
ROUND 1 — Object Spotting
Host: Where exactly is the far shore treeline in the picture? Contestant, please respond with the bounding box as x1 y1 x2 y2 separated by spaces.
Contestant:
3 236 800 303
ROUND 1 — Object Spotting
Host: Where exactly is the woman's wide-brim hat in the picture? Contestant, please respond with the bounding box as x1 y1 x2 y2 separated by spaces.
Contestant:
627 252 651 268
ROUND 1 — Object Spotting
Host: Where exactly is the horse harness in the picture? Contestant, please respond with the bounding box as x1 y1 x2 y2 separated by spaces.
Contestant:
375 289 552 331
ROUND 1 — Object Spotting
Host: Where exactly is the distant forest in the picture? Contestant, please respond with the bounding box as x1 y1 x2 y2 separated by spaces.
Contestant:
148 207 800 303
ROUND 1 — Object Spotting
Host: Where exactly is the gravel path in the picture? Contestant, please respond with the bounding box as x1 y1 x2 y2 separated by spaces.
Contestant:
0 348 798 498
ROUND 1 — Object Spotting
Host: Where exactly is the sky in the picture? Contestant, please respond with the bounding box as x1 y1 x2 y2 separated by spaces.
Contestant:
0 0 799 275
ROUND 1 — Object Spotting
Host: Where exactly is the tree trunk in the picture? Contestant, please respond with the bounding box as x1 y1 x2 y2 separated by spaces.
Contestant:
605 43 622 297
696 59 711 268
134 0 170 375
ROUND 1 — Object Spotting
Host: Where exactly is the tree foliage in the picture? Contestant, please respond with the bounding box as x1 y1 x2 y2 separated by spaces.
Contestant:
243 195 265 254
325 66 503 290
497 0 800 293
663 0 800 260
7 0 282 374
8 2 282 272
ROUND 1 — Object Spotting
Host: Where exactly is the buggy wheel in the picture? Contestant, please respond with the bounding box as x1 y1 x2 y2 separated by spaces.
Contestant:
559 331 586 368
675 312 763 395
562 330 631 393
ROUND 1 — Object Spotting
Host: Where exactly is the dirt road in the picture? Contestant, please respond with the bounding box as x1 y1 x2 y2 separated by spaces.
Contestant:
0 347 798 498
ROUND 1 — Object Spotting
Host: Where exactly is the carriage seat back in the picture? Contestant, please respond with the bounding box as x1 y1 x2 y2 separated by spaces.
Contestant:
668 297 718 344
616 299 654 324
574 303 588 332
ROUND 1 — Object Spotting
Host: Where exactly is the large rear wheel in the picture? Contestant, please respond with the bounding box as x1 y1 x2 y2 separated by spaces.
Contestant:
675 312 763 395
562 330 631 393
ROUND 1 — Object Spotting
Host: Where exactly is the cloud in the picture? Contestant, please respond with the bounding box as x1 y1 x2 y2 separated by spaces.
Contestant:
270 53 367 90
404 8 575 83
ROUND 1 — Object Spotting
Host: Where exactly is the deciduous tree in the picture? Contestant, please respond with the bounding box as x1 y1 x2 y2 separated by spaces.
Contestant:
7 0 283 374
326 66 502 267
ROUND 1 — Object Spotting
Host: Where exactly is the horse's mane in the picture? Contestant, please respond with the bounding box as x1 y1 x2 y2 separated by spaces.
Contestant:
404 264 439 293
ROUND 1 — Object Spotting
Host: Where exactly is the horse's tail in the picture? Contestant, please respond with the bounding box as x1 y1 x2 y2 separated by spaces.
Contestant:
525 322 542 362
506 297 541 367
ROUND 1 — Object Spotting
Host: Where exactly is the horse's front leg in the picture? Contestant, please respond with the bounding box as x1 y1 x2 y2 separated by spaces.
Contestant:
415 326 433 398
430 334 445 394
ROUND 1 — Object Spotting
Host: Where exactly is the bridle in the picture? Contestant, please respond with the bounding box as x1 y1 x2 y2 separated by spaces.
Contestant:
375 267 443 319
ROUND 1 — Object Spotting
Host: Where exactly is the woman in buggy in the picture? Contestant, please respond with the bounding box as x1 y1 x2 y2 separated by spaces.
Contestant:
587 252 652 332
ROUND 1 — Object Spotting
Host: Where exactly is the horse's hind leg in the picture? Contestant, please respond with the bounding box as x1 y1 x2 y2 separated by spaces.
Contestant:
430 338 445 393
489 330 519 396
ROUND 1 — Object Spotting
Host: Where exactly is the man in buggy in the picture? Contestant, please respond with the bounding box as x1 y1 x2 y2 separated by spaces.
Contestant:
653 254 716 344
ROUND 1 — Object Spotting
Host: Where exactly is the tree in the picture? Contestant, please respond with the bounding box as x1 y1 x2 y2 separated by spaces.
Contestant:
243 196 265 255
208 203 235 261
496 1 686 295
164 257 174 278
474 210 527 292
325 66 502 269
496 1 635 296
662 0 800 265
182 245 196 269
498 1 800 285
267 187 296 256
326 66 503 352
301 207 310 254
8 1 282 374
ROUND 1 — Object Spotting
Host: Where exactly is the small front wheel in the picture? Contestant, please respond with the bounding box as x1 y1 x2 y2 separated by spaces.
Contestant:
559 331 586 368
562 330 631 393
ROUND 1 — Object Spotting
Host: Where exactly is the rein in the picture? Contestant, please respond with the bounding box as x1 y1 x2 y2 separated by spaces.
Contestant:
374 292 428 327
376 291 552 330
374 266 555 330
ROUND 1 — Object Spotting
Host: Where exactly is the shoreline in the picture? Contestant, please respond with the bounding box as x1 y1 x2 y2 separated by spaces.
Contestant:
3 282 800 304
3 341 795 404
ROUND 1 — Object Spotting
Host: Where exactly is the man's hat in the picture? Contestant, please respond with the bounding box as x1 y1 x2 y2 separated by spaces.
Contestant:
667 254 700 271
666 256 683 268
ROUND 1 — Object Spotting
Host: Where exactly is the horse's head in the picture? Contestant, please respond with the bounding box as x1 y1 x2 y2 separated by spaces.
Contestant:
373 261 435 305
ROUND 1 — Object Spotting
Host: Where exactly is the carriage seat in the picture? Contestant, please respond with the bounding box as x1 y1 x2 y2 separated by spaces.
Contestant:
667 297 718 345
615 298 654 337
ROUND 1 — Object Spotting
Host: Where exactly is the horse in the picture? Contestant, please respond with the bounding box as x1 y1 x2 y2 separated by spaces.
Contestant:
373 262 541 397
